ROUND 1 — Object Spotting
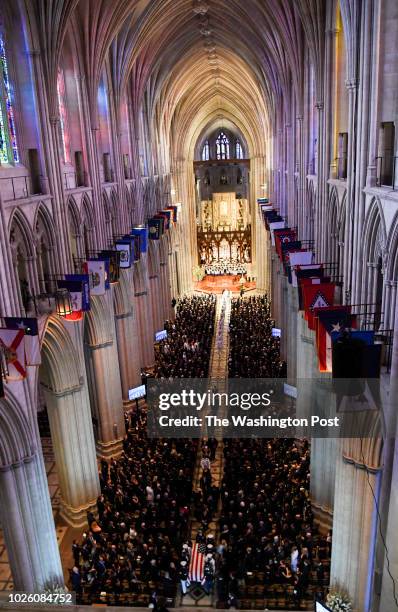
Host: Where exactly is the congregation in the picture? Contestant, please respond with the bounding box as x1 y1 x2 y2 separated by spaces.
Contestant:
228 296 285 378
70 292 330 609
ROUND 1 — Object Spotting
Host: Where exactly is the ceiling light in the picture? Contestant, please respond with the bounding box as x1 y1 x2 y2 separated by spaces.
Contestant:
192 0 209 15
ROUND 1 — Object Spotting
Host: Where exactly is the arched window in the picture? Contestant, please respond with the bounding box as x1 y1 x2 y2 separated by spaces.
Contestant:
0 33 19 164
216 132 230 160
202 140 210 161
236 140 243 159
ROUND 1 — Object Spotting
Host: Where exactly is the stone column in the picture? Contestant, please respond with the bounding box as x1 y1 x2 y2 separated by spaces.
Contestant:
134 289 155 367
0 452 64 591
114 309 142 407
377 304 398 612
330 439 382 612
84 339 125 458
43 383 101 526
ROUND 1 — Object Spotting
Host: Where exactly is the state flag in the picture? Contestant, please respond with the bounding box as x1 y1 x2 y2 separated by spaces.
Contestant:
274 229 297 259
85 260 106 295
269 221 285 244
0 328 26 380
303 282 336 330
131 226 148 253
314 306 356 372
148 218 162 239
116 240 133 268
3 317 41 366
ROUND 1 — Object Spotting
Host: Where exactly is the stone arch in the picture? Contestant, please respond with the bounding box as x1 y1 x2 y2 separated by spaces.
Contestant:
39 315 100 525
40 315 82 394
84 295 113 348
384 211 398 329
326 186 339 267
34 203 58 292
67 195 82 260
0 390 35 468
113 270 132 318
9 208 37 310
361 198 387 328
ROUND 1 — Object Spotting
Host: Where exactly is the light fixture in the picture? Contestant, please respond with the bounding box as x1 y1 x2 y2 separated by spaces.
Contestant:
55 288 73 317
192 0 209 15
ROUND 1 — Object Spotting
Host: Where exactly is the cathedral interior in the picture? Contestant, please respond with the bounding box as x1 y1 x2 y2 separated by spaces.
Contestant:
0 1 398 611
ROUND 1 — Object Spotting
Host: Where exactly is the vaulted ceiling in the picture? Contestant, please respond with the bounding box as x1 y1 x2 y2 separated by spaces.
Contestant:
26 0 327 157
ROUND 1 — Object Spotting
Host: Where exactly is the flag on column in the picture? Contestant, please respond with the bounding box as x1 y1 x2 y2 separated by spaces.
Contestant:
303 282 336 330
269 221 285 244
314 306 356 372
274 229 297 259
84 260 106 295
3 317 41 366
189 542 206 582
116 240 133 268
132 226 148 253
0 328 26 380
148 217 163 239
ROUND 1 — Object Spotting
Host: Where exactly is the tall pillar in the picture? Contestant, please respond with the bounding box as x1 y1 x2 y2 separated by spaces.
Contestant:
84 295 125 458
330 437 382 612
44 384 101 526
377 304 398 612
0 452 64 591
114 309 142 406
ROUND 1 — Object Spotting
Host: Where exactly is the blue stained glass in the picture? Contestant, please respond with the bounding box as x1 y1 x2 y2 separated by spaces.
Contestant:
0 34 19 163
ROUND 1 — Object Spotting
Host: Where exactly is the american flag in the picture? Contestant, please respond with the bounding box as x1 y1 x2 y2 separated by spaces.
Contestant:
189 542 206 582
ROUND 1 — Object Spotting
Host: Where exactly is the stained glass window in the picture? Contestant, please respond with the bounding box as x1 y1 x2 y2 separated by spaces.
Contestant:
0 33 19 164
202 140 210 161
57 69 70 163
216 132 229 160
236 140 243 159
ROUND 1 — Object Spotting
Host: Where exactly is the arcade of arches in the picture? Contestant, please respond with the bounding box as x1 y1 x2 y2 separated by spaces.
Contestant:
0 1 397 611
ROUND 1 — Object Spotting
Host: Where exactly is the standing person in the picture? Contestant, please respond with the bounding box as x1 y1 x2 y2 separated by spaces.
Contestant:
202 554 216 594
179 560 189 595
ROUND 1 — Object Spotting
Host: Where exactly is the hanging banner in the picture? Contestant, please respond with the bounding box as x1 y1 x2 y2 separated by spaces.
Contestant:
0 328 26 381
65 274 91 311
131 226 148 253
154 213 168 231
116 240 133 269
315 306 356 372
99 250 121 283
148 217 163 239
133 235 141 262
3 317 41 366
166 206 178 222
84 260 106 295
303 282 336 330
269 221 286 245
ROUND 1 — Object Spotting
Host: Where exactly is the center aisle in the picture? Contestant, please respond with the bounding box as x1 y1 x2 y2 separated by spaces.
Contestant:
182 292 231 607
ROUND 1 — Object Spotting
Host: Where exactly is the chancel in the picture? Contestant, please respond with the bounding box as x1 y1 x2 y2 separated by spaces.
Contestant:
0 1 397 612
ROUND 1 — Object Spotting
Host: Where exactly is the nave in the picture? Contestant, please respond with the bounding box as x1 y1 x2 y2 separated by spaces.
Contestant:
65 292 330 611
0 1 398 611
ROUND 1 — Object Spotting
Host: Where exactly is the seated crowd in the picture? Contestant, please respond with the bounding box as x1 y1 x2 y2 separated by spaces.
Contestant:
215 439 331 608
70 293 331 609
228 295 286 378
155 295 216 378
71 296 216 606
